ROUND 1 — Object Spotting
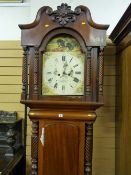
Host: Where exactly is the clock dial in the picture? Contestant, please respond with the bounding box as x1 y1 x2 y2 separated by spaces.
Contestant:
42 52 85 95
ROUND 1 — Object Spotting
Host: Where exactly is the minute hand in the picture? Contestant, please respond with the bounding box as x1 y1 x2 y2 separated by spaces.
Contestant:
63 62 68 69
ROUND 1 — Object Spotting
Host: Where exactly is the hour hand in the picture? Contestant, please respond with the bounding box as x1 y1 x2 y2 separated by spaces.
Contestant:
68 69 73 77
60 71 67 78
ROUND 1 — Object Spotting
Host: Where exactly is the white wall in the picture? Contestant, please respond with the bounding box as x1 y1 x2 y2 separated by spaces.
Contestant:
0 6 30 40
0 0 30 40
0 0 130 40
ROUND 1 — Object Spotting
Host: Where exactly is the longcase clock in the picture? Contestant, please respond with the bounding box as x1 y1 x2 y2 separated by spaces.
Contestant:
19 3 109 175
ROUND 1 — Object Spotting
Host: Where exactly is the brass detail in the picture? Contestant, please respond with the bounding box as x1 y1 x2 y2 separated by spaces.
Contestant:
58 114 64 118
82 22 86 25
87 114 92 117
44 24 49 28
30 112 35 116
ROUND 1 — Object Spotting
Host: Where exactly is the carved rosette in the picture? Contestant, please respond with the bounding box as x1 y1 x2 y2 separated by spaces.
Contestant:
84 123 93 175
98 47 104 100
21 46 29 100
86 47 92 100
31 121 39 175
33 47 39 99
46 3 81 26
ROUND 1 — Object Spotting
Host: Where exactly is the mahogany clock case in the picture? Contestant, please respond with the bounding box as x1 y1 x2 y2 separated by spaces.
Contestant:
19 3 109 175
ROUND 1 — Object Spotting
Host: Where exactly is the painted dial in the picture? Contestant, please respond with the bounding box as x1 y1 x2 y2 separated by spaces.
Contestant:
42 52 84 95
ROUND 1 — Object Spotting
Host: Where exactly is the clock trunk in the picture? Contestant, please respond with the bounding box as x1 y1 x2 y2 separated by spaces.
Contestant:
38 120 85 175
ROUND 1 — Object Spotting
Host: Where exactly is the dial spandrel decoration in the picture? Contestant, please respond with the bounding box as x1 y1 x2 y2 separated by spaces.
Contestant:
42 35 85 95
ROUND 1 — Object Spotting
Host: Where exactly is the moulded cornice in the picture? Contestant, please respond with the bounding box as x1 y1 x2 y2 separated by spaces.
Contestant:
19 3 109 30
109 3 131 44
